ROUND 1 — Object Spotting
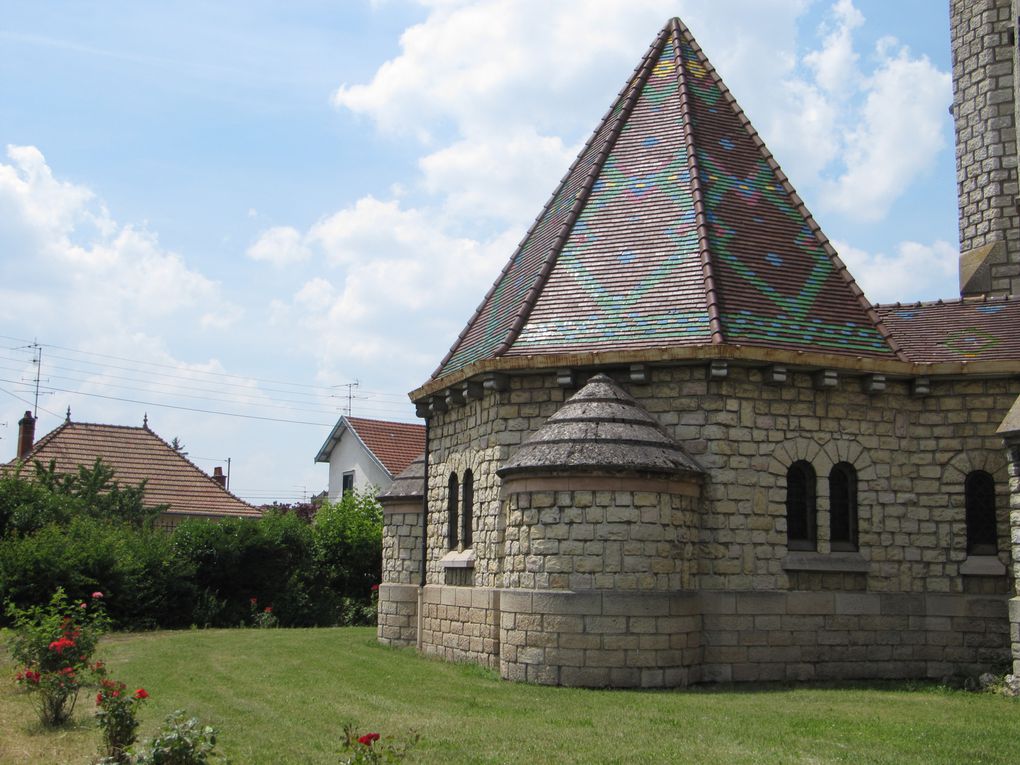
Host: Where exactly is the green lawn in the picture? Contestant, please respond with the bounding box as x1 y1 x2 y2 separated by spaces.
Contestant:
2 627 1018 764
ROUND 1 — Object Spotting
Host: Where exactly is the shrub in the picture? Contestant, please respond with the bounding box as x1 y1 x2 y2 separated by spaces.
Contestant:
312 490 382 625
95 677 149 763
5 588 110 725
134 710 221 765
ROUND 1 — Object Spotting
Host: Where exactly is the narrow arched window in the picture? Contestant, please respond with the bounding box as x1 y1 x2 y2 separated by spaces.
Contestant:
461 469 474 548
447 472 459 550
965 470 997 555
829 462 858 552
786 460 816 550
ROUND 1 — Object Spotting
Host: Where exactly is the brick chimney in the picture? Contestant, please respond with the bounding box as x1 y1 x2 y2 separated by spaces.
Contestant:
17 410 35 461
212 466 227 488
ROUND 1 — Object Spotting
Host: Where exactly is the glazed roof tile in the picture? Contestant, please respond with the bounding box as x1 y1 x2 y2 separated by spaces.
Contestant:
875 296 1020 363
434 18 897 381
14 421 260 518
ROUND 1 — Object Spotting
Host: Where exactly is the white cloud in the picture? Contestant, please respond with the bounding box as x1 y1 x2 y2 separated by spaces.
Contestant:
0 144 241 331
821 46 950 221
246 225 312 266
833 238 958 304
276 195 517 377
419 128 575 225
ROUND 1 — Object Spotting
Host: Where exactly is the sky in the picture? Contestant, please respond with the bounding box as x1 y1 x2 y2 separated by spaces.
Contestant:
0 0 958 504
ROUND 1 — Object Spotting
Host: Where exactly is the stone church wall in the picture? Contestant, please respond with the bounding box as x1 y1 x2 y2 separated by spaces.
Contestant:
385 363 1017 684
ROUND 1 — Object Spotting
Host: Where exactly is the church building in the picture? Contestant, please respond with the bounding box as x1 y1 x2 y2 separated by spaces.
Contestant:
378 2 1020 687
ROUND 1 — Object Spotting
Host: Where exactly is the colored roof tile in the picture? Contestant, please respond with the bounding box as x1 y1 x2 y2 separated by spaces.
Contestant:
875 296 1020 363
13 420 260 519
434 18 897 380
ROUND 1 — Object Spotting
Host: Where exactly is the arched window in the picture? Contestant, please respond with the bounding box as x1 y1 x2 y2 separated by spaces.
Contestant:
461 469 474 548
447 472 459 550
829 462 858 552
965 470 997 555
786 460 816 550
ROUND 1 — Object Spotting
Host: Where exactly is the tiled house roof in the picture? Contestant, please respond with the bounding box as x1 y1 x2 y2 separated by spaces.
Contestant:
14 420 260 519
347 417 425 476
315 416 425 478
434 18 897 381
875 296 1020 363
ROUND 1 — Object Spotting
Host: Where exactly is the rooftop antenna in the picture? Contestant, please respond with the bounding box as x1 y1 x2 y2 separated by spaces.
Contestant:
333 380 360 416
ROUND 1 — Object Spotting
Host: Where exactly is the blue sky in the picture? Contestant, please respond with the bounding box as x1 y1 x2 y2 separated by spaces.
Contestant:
0 0 957 503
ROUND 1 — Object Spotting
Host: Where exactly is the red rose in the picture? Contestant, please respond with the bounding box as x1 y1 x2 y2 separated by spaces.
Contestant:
91 591 104 599
264 606 272 613
371 584 379 592
96 693 103 706
134 688 149 700
250 597 258 605
358 733 380 746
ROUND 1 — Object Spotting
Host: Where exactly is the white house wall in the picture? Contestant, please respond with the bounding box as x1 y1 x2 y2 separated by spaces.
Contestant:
327 433 392 502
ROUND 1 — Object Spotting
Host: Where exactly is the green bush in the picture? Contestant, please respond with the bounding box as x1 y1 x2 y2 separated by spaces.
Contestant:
0 468 384 629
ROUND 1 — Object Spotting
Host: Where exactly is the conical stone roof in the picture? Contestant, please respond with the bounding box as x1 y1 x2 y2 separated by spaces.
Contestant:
435 18 897 382
498 374 702 478
377 453 425 504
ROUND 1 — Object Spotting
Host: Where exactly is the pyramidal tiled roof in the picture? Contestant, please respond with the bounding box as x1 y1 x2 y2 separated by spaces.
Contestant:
435 18 898 380
15 420 260 519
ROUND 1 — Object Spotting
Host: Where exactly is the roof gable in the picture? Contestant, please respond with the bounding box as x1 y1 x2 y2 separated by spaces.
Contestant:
15 421 259 518
434 18 897 381
316 416 425 478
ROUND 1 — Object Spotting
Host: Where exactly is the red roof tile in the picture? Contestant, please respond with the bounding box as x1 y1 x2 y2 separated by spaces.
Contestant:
875 296 1020 363
345 417 425 477
14 420 260 519
433 18 898 381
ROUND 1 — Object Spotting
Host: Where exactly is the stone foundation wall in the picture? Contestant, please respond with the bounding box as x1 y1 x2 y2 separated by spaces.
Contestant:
500 589 701 687
377 583 419 648
419 585 501 669
420 585 1009 687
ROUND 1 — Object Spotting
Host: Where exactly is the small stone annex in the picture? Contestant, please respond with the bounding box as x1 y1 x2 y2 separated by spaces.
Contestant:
377 2 1020 687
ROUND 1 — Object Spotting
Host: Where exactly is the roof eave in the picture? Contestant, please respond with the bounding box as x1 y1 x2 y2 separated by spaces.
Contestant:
410 343 1020 401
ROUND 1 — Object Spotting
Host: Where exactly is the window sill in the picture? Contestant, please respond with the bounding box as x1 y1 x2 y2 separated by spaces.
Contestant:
959 555 1006 576
441 549 475 569
782 551 869 573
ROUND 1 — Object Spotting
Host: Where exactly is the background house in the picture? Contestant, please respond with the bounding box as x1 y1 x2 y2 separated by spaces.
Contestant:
314 415 424 502
10 410 260 529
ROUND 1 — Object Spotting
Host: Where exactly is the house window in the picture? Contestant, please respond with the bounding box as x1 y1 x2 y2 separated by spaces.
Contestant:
341 471 355 494
461 469 474 548
447 472 459 550
965 470 997 555
786 460 816 551
829 462 858 552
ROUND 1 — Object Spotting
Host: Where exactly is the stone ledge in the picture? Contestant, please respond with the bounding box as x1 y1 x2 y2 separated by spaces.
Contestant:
960 555 1007 576
441 549 476 569
781 551 870 573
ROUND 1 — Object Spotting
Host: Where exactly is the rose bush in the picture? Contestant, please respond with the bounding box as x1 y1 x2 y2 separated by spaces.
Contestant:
5 587 110 725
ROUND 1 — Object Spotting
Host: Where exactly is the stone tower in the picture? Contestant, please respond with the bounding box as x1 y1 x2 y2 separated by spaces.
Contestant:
951 0 1020 297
